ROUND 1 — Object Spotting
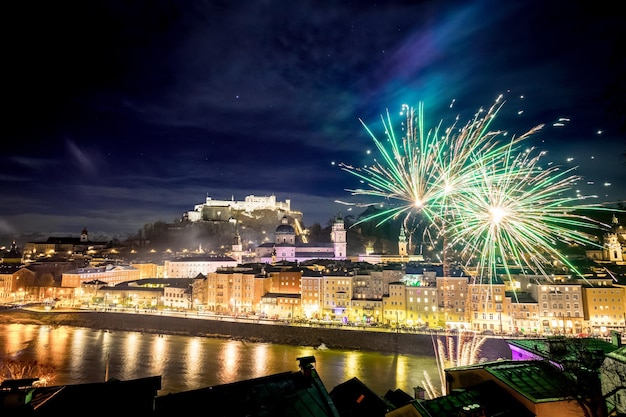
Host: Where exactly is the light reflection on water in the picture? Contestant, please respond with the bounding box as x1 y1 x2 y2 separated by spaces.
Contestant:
0 323 440 396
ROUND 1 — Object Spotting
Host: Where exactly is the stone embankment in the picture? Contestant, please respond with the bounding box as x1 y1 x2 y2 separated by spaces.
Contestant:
0 309 513 359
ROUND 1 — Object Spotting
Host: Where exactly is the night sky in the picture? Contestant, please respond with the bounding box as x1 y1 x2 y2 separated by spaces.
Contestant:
2 0 625 240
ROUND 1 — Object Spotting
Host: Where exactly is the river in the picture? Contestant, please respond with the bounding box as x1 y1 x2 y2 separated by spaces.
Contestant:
0 323 449 396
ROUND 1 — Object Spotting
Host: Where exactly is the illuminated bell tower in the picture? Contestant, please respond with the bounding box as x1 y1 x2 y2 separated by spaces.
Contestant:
231 232 243 265
604 214 624 262
331 214 347 260
398 225 408 258
80 227 89 243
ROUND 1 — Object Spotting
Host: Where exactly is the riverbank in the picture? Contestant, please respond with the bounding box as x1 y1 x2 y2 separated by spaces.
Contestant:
0 308 513 359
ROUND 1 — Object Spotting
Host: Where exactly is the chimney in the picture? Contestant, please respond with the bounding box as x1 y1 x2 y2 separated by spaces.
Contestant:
296 356 316 379
413 386 426 400
611 330 622 347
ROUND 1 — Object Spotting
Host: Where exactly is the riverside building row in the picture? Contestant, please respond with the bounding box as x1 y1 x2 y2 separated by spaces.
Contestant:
2 254 625 337
2 213 625 337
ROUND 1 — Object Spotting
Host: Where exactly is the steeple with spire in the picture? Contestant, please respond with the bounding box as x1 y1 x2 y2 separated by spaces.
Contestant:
398 225 408 258
80 227 89 243
231 232 243 264
603 213 625 262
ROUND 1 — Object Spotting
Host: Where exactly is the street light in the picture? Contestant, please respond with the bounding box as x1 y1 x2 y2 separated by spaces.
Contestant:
396 310 400 333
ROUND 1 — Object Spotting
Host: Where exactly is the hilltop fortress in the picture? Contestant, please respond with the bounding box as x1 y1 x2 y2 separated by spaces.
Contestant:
184 194 297 222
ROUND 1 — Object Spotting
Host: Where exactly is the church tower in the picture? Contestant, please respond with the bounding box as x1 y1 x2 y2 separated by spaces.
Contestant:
275 216 296 245
80 227 89 243
331 214 347 260
603 214 625 262
1 241 23 264
398 224 408 258
231 232 243 265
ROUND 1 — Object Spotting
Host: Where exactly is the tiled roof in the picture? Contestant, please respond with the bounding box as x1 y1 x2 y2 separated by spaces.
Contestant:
329 377 390 417
3 357 342 417
507 336 618 363
298 243 334 248
261 292 301 300
607 345 626 362
382 387 414 409
41 236 107 245
153 357 340 417
295 252 335 258
415 379 534 417
505 292 537 303
123 278 194 288
170 256 236 262
483 360 566 402
20 376 162 416
0 264 25 274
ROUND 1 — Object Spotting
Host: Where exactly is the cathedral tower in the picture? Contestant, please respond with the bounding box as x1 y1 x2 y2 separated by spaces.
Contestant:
603 214 625 262
231 232 243 265
398 224 408 258
80 227 89 243
331 214 347 260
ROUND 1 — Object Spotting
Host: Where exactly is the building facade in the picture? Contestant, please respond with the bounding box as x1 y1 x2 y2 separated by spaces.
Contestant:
257 215 347 263
61 265 141 288
165 256 238 278
22 228 108 261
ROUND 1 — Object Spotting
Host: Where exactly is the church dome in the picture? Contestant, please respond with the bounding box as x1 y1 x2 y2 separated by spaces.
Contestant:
276 217 295 234
276 224 295 234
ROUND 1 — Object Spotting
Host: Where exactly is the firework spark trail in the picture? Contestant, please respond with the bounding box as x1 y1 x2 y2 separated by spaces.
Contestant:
340 95 535 245
421 370 439 399
446 138 612 283
435 336 447 396
343 103 442 227
342 96 617 283
424 331 487 398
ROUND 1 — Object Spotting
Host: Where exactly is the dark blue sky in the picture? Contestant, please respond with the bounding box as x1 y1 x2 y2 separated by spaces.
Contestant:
2 0 625 239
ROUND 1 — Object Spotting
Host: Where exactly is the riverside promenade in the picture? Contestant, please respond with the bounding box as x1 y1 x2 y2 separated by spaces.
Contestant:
0 308 513 359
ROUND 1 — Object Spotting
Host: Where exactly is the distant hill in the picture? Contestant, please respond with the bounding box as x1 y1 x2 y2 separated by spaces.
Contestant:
4 202 621 262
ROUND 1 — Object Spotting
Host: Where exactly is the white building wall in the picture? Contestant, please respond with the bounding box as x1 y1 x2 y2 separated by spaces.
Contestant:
165 258 238 278
187 195 292 221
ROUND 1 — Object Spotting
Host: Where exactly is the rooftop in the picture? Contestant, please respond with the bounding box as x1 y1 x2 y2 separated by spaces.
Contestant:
153 356 340 417
415 379 534 417
483 360 567 403
507 336 619 364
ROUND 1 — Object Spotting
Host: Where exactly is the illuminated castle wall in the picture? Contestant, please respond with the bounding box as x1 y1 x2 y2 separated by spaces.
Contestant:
185 194 292 222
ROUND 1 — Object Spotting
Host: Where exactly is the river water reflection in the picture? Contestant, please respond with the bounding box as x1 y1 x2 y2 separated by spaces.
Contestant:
0 323 442 396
